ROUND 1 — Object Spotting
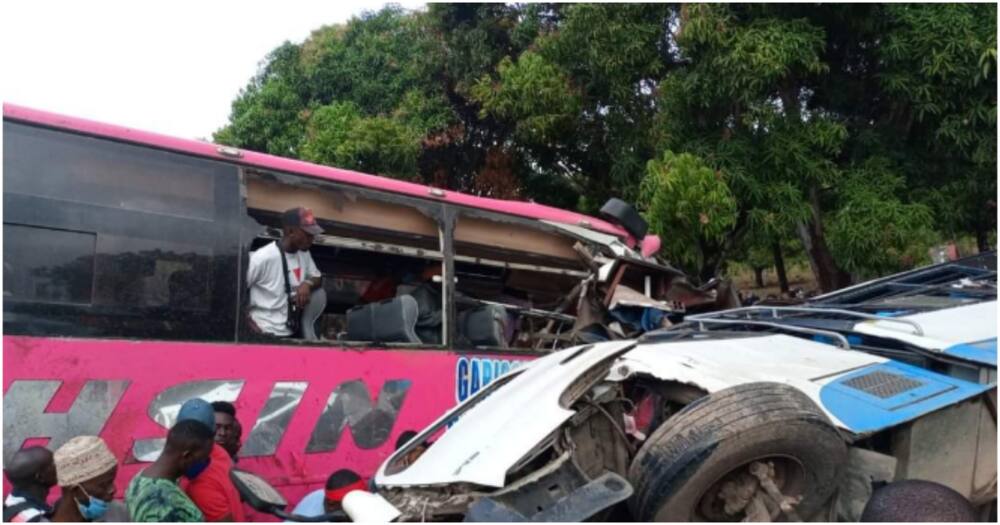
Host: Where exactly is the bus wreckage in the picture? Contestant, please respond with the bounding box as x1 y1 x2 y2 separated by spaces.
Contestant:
3 104 739 509
349 254 997 522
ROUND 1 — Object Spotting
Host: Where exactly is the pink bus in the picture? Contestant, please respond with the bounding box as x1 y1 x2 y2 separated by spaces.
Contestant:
3 104 714 514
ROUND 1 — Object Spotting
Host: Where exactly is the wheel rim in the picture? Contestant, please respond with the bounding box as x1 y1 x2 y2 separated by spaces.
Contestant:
693 455 806 522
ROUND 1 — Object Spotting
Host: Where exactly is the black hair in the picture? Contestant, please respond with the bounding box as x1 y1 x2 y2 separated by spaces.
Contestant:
395 430 419 451
325 469 362 490
164 419 214 453
211 401 237 417
861 479 976 522
4 446 52 485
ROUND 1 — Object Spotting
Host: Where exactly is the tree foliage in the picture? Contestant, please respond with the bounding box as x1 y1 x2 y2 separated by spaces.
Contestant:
216 3 996 287
640 152 739 280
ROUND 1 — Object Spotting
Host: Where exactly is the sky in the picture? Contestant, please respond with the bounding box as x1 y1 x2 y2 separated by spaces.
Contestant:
2 0 426 140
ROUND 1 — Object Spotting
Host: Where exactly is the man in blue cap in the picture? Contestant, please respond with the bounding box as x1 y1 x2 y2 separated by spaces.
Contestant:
176 398 246 522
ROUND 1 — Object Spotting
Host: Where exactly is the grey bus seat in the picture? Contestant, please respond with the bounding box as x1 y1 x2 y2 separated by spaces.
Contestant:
458 304 508 348
407 283 443 345
301 287 327 341
346 295 421 344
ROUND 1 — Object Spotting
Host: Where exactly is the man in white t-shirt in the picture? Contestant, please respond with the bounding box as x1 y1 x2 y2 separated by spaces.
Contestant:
246 207 324 337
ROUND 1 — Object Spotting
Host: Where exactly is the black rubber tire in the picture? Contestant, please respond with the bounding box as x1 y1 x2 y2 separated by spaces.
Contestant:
627 382 846 522
599 198 648 240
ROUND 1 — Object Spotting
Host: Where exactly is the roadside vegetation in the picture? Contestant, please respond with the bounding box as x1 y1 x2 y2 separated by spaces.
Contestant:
215 3 997 292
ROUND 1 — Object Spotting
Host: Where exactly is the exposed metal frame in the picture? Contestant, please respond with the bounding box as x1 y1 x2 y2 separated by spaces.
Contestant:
685 318 852 349
257 228 589 278
441 207 457 348
812 257 997 307
688 306 924 336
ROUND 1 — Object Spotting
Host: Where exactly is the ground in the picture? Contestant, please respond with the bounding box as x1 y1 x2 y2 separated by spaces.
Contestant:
728 261 818 300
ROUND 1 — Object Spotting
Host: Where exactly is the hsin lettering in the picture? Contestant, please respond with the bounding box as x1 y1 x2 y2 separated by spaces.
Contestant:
3 379 410 463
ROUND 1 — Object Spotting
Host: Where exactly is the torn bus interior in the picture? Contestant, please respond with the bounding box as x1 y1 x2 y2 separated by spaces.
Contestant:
241 168 733 350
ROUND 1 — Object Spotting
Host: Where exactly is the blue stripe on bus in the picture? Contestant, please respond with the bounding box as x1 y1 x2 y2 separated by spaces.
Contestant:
819 361 991 434
942 338 997 367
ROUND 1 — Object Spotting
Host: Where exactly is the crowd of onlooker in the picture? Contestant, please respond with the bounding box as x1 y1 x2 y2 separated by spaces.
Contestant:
2 397 428 523
2 396 980 522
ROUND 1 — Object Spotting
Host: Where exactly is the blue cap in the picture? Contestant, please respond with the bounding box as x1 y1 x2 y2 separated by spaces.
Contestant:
177 398 215 432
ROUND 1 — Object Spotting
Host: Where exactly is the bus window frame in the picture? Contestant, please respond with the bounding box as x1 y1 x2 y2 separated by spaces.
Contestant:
237 167 454 349
2 120 244 343
235 167 599 351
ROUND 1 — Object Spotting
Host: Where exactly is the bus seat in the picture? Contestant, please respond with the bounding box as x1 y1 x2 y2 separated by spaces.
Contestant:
346 295 421 344
458 304 508 348
301 287 327 341
407 284 443 345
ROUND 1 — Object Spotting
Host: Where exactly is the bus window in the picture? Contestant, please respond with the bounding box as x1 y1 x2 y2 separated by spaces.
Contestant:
93 235 213 311
4 122 216 220
3 224 96 305
242 171 446 346
3 121 242 341
450 215 589 351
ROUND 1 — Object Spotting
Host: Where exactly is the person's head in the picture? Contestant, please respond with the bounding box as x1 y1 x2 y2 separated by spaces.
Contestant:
861 479 976 522
231 418 243 456
163 419 215 481
282 207 324 252
211 401 239 456
395 430 428 467
395 431 418 451
177 398 216 433
4 446 57 496
420 262 442 282
53 436 118 521
323 469 365 514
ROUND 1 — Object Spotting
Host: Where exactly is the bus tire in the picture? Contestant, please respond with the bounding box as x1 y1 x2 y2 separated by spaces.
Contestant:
627 382 846 522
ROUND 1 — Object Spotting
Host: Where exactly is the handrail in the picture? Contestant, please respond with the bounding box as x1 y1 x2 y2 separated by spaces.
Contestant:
760 306 923 336
689 318 852 350
688 305 924 336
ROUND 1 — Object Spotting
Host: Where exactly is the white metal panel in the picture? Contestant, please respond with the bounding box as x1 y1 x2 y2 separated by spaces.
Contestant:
375 340 636 488
852 301 996 350
610 334 887 429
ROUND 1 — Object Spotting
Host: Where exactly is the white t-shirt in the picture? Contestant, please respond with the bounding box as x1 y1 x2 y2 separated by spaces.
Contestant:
246 242 321 336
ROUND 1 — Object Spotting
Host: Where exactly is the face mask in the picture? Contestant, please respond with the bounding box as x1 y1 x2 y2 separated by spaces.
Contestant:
183 457 211 479
75 486 109 521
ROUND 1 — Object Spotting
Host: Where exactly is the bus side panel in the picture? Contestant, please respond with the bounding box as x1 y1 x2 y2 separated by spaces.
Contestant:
2 336 531 511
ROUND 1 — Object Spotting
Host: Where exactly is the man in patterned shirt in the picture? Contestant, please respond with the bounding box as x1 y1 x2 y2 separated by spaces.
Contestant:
2 447 57 522
125 420 213 522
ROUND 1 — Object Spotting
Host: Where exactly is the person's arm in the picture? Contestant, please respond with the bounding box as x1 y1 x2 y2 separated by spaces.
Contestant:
295 252 323 307
244 250 268 332
246 249 265 288
304 251 322 288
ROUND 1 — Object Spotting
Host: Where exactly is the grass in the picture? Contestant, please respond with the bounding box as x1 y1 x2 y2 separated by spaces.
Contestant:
727 261 819 299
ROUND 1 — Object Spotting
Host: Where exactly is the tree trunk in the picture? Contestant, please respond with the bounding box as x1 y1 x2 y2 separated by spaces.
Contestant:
772 241 789 293
975 223 991 253
797 186 852 293
699 257 721 285
752 267 765 288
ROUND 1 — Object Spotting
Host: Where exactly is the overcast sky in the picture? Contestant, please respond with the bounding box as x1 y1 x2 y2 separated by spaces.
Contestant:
2 0 426 140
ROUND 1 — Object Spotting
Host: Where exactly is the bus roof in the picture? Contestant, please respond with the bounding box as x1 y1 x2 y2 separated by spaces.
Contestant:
3 103 631 242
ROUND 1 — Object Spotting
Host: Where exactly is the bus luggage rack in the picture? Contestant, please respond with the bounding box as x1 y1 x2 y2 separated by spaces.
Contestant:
683 316 853 349
810 254 996 311
687 306 924 336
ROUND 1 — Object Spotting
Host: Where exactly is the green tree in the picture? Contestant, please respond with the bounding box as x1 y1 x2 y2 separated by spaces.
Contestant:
215 4 996 287
299 102 421 179
639 151 739 281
